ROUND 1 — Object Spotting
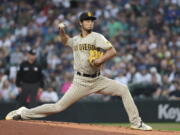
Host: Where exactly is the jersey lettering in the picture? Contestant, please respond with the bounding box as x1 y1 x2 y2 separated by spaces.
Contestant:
73 44 96 51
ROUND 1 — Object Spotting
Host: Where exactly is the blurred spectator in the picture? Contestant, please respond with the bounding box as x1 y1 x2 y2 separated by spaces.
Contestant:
160 74 172 98
115 70 129 85
40 87 58 103
10 47 24 66
9 66 18 80
0 80 19 102
59 72 72 95
130 74 161 99
0 71 8 89
169 80 180 100
133 66 151 84
149 74 162 99
149 67 162 85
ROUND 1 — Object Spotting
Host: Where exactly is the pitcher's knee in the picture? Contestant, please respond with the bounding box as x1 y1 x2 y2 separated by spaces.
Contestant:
122 85 130 92
53 103 67 112
121 84 129 90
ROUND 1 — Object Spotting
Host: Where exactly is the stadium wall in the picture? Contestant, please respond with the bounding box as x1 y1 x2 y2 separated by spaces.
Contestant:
0 100 180 123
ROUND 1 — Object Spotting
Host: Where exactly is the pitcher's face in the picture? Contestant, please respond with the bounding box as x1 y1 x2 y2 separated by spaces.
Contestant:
80 20 94 32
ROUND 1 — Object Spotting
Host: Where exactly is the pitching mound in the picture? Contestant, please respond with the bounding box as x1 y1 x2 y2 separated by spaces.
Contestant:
0 120 179 135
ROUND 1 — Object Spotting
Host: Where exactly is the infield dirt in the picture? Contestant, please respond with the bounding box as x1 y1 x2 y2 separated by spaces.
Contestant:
0 120 179 135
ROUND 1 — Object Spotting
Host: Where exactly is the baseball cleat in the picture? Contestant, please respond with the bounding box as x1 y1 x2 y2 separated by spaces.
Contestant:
5 107 27 120
130 121 152 131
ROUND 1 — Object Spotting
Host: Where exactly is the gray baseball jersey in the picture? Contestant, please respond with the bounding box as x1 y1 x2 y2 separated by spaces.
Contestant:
20 32 142 126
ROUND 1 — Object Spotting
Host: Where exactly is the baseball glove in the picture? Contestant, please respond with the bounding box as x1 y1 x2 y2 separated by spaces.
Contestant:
88 49 104 66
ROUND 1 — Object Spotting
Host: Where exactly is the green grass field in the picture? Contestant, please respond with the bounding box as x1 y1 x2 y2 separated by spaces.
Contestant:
95 123 180 131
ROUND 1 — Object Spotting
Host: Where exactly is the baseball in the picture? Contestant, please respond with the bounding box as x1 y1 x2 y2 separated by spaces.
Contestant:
58 23 65 28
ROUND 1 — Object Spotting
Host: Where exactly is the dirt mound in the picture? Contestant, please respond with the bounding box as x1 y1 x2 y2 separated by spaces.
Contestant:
0 120 179 135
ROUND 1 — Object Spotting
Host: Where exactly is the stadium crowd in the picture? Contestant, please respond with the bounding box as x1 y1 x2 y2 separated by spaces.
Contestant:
0 0 180 103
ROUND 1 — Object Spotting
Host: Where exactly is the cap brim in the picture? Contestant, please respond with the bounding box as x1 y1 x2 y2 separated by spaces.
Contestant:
81 16 96 21
88 16 96 20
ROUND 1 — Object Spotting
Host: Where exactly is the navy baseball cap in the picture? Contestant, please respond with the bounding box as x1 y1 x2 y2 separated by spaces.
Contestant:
28 49 37 55
79 12 96 22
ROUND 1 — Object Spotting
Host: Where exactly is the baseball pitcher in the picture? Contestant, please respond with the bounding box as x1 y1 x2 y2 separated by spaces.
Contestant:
5 12 152 131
